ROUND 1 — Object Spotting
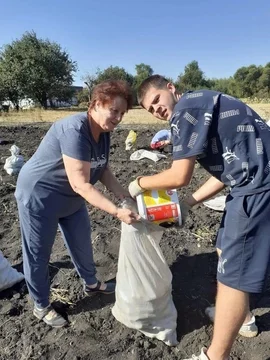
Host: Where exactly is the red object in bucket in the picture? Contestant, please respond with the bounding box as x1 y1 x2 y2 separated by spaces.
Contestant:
146 204 179 221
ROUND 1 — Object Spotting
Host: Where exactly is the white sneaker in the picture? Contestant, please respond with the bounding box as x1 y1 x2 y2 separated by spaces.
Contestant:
205 306 258 338
183 347 209 360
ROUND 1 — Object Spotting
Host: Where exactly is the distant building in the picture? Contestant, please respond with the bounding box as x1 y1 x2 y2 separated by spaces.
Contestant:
2 98 35 110
48 86 84 108
1 85 84 109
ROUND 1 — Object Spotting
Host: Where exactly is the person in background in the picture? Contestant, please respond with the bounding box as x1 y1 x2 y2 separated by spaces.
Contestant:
15 80 139 328
129 75 270 360
150 129 171 150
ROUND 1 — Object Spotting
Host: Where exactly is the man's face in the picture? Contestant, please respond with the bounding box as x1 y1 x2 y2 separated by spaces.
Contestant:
141 83 177 121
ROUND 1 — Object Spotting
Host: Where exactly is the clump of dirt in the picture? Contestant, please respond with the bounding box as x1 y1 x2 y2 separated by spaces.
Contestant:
0 124 269 360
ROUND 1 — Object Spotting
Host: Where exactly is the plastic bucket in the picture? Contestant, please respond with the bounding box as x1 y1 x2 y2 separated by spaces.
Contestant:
137 189 182 226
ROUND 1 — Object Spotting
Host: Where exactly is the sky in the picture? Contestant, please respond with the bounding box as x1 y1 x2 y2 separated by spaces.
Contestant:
1 0 270 86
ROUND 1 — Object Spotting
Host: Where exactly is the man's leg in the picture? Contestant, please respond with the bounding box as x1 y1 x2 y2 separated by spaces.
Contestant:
209 247 253 326
208 203 254 330
206 283 249 360
216 247 222 257
206 191 270 359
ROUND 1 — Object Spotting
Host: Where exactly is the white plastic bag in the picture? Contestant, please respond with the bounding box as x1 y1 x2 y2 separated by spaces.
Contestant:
203 195 226 212
4 145 24 175
0 251 24 291
112 220 178 346
130 149 167 162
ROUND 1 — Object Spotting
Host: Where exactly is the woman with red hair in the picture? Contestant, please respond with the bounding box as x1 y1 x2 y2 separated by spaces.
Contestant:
15 80 139 328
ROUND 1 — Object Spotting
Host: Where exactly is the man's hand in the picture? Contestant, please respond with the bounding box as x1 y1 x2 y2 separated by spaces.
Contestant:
128 177 145 198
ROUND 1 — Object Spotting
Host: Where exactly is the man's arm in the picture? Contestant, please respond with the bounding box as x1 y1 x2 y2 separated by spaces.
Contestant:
139 157 196 190
184 176 226 207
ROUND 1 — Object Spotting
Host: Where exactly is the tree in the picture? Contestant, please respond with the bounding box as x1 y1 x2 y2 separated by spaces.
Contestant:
258 63 270 96
76 87 91 105
131 63 154 105
176 61 210 92
0 85 6 104
95 66 134 86
245 65 263 97
210 77 237 96
82 69 99 101
134 63 153 88
233 65 262 98
48 86 76 108
0 31 77 109
0 74 6 103
0 59 23 108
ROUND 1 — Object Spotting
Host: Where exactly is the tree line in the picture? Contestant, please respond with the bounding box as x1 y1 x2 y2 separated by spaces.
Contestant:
0 32 77 109
1 32 270 110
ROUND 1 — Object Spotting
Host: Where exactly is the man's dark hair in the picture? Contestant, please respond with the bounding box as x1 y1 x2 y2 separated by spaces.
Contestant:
137 75 169 106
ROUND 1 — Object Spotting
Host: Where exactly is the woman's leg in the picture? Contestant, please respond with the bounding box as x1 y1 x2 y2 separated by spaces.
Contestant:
58 205 97 286
17 200 58 308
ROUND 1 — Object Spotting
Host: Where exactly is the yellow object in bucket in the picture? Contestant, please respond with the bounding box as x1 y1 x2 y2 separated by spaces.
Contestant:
137 189 182 226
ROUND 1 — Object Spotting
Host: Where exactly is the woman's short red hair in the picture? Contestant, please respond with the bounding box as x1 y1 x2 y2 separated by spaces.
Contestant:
89 80 133 111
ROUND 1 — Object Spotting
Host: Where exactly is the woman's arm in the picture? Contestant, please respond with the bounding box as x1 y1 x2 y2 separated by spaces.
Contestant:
100 166 130 199
63 155 138 223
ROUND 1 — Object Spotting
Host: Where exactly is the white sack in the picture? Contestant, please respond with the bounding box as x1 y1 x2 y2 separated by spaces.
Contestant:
112 220 178 346
4 145 24 175
130 149 167 162
0 251 24 291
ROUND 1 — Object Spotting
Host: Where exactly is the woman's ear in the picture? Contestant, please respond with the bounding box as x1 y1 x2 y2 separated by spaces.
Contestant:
94 100 101 111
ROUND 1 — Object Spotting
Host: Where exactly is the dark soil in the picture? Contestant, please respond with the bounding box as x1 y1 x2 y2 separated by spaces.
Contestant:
0 124 269 360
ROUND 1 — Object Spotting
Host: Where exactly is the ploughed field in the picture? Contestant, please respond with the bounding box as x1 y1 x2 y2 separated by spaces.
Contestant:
0 124 269 360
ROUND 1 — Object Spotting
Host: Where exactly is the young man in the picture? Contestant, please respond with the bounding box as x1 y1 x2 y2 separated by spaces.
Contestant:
128 75 270 360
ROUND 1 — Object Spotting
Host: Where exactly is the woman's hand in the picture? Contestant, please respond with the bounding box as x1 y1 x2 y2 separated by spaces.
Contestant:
115 208 140 224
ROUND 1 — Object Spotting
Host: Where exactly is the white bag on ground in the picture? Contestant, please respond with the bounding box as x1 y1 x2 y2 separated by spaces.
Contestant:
112 221 178 346
0 251 24 291
4 145 25 175
130 149 167 162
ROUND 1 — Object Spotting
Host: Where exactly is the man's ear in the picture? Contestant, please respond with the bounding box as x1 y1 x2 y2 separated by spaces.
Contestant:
167 82 176 93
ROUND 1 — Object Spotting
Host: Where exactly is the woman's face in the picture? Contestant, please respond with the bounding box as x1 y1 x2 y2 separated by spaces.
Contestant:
96 96 128 132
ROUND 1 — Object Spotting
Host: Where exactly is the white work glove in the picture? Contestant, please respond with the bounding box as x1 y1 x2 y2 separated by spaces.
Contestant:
128 177 144 198
179 200 192 225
